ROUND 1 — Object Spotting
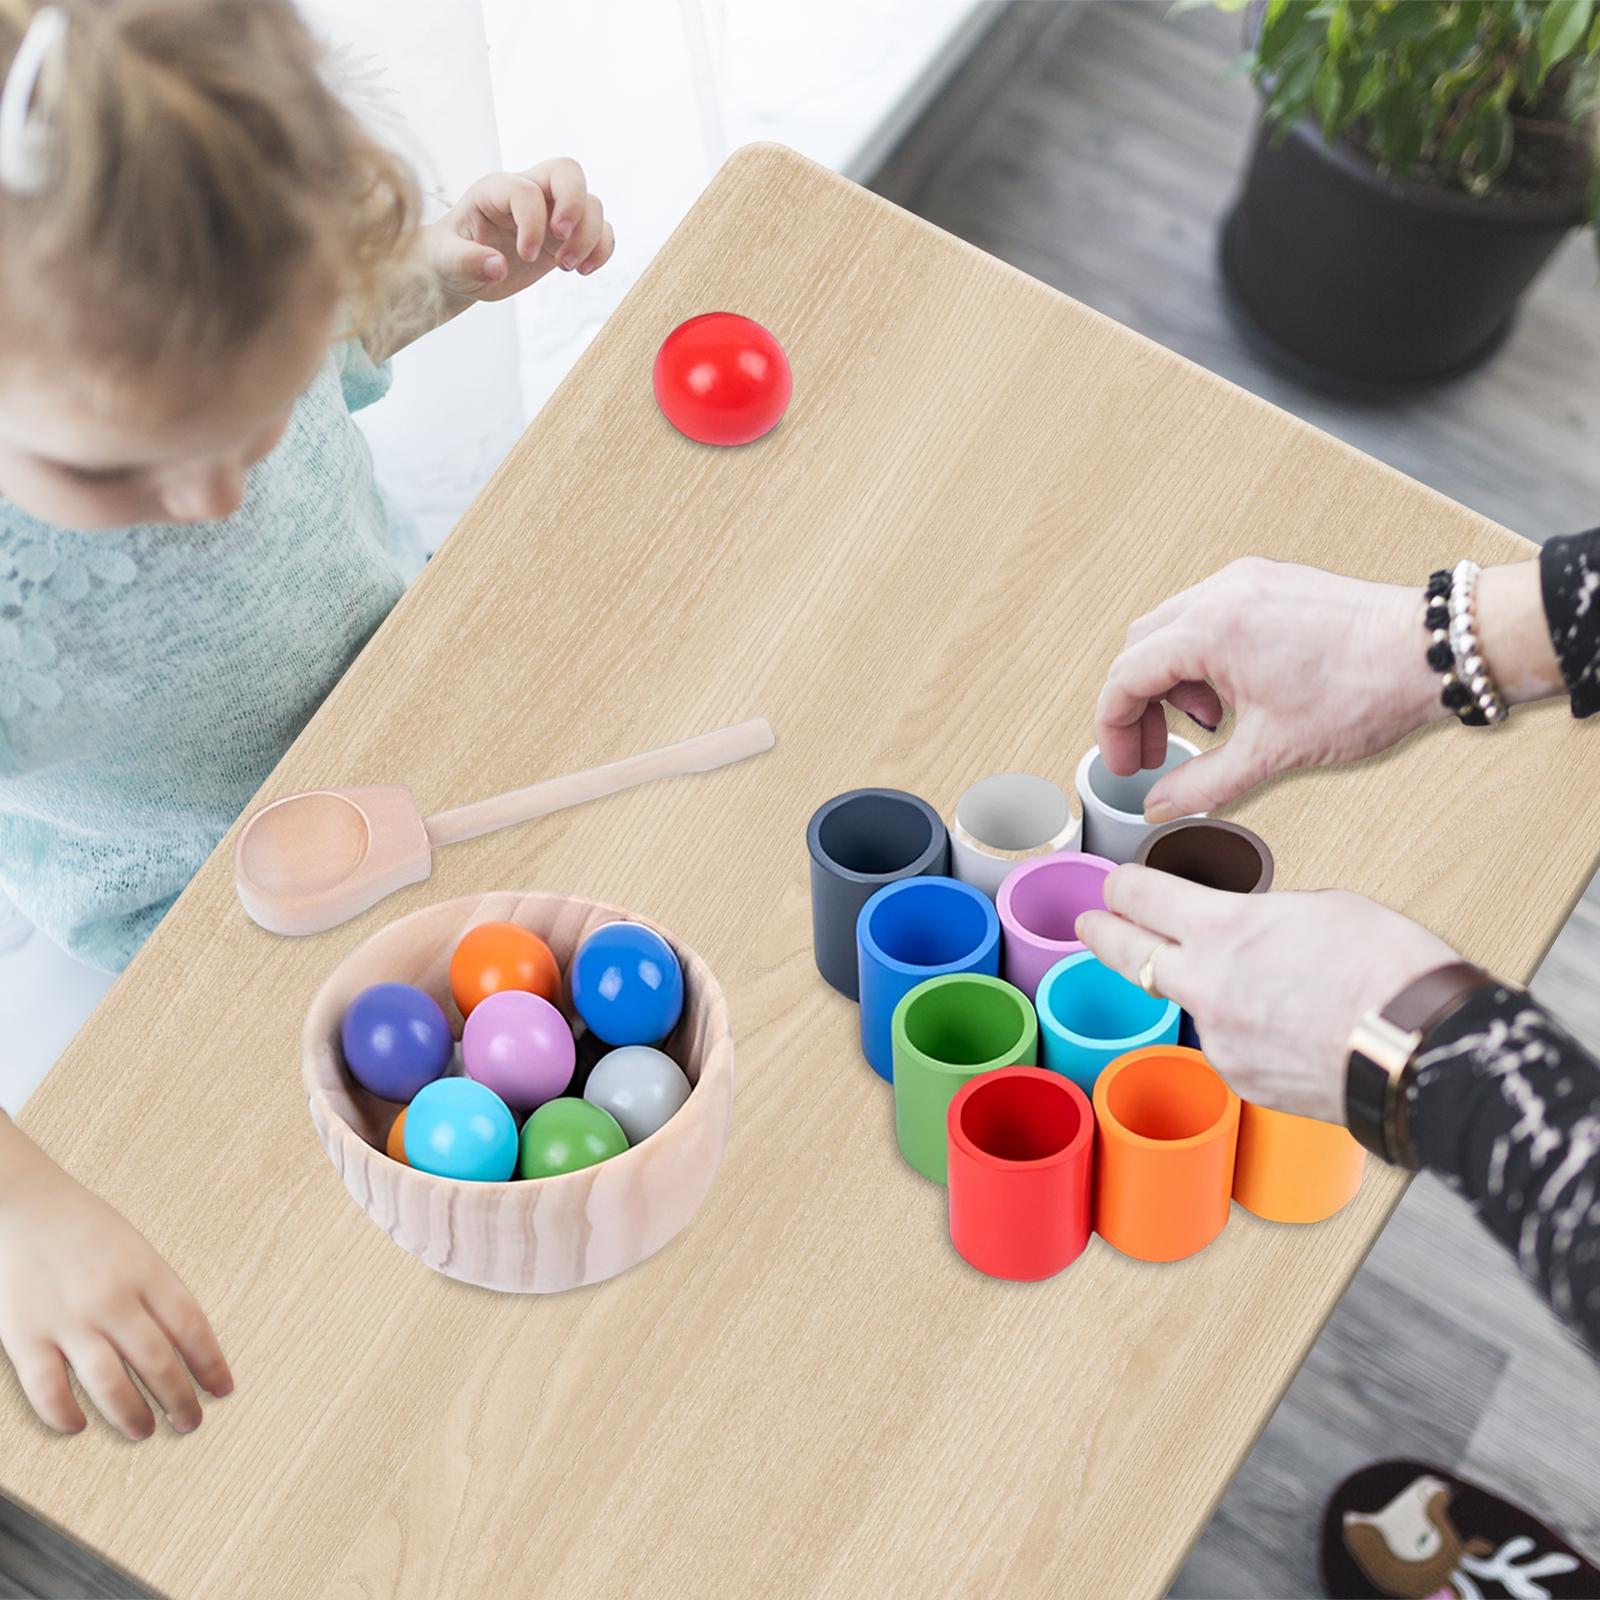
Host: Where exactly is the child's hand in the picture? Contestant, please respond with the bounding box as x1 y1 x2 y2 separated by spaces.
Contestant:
0 1119 231 1439
425 158 615 305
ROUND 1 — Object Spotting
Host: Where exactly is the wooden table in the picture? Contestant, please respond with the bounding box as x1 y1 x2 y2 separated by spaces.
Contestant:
8 145 1598 1600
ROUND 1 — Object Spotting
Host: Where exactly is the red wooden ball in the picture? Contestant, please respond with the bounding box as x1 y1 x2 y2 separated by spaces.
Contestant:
653 312 792 447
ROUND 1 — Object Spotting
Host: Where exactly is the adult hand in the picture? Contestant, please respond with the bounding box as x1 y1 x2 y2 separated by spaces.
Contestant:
1076 865 1457 1122
0 1118 232 1438
1095 558 1445 823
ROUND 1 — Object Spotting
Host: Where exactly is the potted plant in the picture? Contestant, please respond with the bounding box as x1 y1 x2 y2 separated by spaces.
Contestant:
1208 0 1600 386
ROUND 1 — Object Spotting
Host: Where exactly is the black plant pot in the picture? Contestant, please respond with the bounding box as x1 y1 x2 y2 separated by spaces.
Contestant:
1221 118 1586 389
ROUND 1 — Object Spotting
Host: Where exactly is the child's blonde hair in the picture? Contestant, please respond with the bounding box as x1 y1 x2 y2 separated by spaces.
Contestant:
0 0 418 397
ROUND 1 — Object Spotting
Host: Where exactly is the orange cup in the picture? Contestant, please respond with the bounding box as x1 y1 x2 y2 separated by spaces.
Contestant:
1232 1102 1365 1223
1092 1045 1240 1262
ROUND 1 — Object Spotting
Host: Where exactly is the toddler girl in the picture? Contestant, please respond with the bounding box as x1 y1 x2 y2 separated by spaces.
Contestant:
0 0 613 1440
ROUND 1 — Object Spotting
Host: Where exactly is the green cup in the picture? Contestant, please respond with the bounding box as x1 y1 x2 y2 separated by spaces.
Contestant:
892 974 1038 1183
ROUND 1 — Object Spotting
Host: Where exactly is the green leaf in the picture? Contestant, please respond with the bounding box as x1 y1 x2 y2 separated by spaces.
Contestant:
1372 2 1442 46
1260 0 1316 67
1587 4 1600 48
1517 37 1548 97
1266 47 1322 127
1538 0 1594 80
1327 1 1350 54
1313 55 1346 135
1351 57 1388 116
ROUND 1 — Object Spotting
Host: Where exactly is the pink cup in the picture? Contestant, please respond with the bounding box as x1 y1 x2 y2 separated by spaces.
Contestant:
996 851 1115 1001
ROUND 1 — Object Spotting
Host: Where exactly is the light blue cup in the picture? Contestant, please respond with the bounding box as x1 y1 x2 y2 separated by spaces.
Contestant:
856 875 1001 1081
1034 950 1180 1092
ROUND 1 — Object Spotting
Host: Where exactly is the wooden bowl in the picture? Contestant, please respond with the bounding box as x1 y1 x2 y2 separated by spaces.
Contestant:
301 891 734 1293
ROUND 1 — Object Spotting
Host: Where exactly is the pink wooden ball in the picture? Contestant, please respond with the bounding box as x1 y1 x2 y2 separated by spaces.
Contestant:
460 990 575 1113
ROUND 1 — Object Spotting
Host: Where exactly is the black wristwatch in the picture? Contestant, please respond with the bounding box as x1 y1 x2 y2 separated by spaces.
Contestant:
1345 962 1491 1168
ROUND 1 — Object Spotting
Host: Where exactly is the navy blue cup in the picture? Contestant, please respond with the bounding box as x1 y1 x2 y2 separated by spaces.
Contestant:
856 875 1000 1080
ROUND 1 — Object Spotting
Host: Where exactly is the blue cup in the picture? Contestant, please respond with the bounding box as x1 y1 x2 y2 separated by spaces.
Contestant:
1035 951 1180 1092
856 876 1000 1081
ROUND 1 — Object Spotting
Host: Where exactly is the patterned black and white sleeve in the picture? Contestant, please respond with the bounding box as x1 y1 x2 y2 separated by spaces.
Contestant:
1539 529 1600 717
1404 985 1600 1356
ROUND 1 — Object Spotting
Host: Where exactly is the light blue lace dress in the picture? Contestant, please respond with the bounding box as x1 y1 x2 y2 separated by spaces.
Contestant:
0 341 422 971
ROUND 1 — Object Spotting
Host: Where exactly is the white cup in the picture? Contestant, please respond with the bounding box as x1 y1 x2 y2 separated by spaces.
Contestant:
949 773 1081 899
1074 739 1204 865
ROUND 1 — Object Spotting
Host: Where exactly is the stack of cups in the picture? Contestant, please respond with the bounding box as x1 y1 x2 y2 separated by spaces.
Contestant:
807 764 1354 1281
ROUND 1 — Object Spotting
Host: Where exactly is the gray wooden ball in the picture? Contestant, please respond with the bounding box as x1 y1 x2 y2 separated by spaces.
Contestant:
582 1046 692 1145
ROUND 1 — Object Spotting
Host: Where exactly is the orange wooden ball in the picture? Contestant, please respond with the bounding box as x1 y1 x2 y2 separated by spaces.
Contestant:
386 1108 409 1165
450 921 560 1018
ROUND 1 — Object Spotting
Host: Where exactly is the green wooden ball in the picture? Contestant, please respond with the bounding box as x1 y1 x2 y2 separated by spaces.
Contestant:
518 1097 627 1179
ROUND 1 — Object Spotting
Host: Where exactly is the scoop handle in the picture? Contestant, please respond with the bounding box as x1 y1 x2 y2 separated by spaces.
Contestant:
422 718 776 850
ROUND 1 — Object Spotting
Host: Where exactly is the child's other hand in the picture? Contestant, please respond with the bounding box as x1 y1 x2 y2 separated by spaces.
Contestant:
0 1127 232 1439
426 158 615 304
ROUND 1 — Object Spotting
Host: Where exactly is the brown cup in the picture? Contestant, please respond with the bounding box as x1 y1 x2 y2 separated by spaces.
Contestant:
1133 818 1273 893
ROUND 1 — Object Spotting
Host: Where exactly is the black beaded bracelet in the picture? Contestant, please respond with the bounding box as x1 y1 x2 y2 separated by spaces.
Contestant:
1423 561 1507 727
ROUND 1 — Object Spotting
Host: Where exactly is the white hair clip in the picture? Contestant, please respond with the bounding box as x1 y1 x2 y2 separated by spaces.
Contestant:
0 6 68 197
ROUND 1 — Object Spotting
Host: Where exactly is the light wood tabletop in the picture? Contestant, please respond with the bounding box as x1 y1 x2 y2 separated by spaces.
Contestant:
8 144 1599 1600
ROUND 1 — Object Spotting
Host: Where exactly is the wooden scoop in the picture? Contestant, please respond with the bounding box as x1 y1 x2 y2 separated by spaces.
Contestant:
234 718 776 936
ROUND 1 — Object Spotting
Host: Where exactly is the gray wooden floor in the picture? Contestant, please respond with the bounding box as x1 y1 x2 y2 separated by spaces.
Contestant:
875 3 1600 1598
5 4 1599 1597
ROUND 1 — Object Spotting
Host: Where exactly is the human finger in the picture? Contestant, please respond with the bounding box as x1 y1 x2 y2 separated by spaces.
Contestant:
525 157 589 242
1165 679 1224 732
113 1308 202 1433
1100 862 1229 943
63 1334 154 1441
1142 718 1275 823
557 193 604 271
1095 626 1212 774
143 1277 232 1399
1074 909 1201 1011
577 219 615 276
8 1339 85 1433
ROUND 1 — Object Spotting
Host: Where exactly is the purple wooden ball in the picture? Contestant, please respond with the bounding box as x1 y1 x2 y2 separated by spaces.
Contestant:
340 983 453 1102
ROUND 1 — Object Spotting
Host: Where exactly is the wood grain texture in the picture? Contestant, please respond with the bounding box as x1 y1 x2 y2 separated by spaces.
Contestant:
7 142 1600 1600
301 891 733 1294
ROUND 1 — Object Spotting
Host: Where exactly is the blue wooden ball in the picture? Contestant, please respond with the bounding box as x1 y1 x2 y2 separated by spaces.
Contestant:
570 922 684 1046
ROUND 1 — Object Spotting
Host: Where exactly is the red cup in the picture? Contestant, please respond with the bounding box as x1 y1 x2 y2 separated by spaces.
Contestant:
946 1066 1094 1280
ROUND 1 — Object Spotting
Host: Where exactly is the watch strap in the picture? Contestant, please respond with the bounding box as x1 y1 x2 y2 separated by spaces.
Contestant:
1345 961 1489 1166
1381 961 1490 1035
